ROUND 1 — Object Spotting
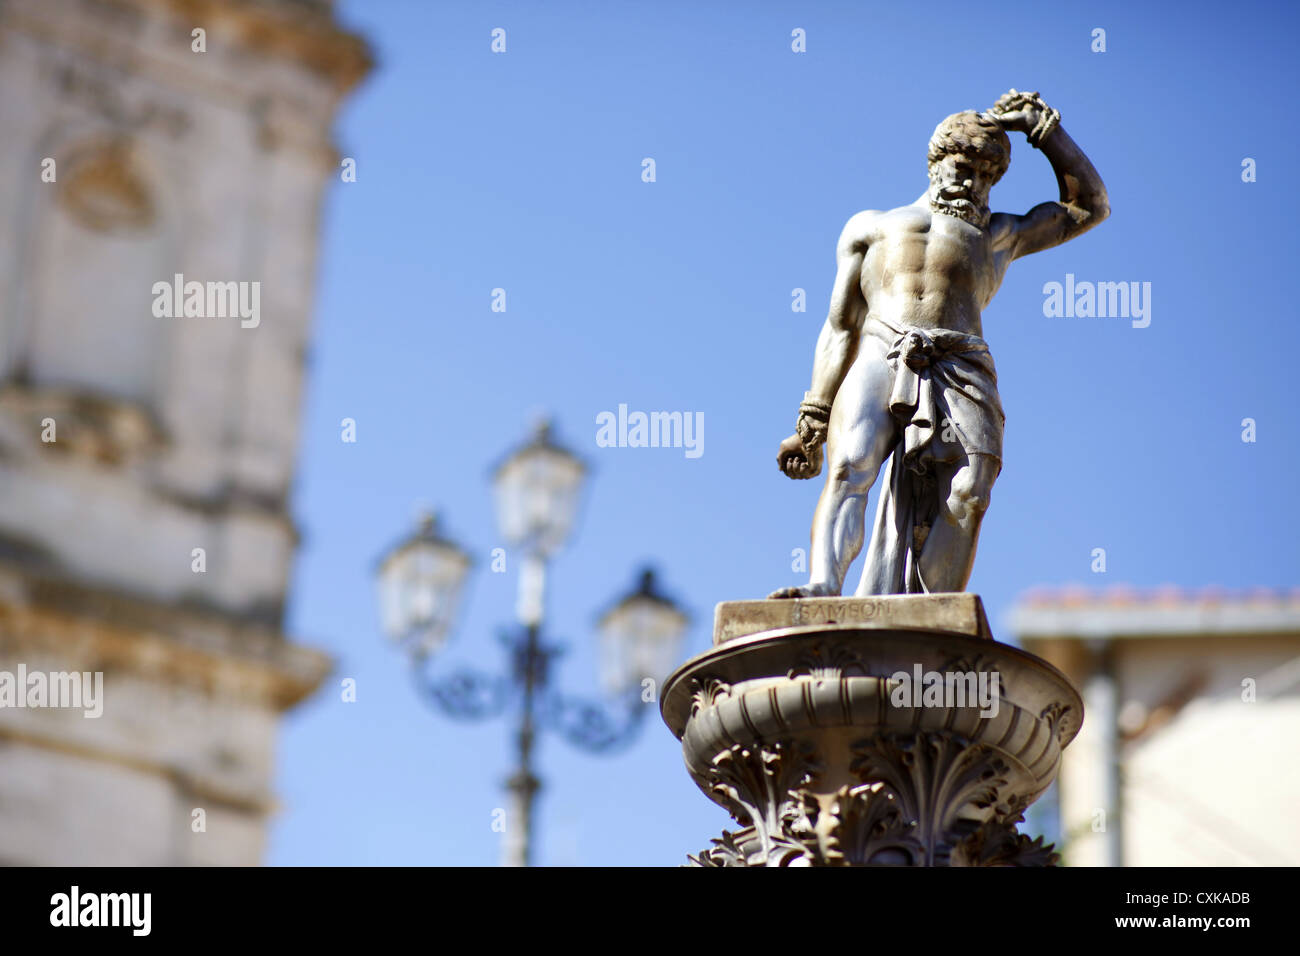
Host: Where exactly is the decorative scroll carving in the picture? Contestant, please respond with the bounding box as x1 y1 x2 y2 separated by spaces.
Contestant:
59 139 155 233
1040 701 1073 743
1 384 167 465
848 730 1009 865
687 829 749 868
819 783 926 865
687 730 1059 867
688 677 731 717
701 739 821 866
950 812 1060 867
787 641 868 681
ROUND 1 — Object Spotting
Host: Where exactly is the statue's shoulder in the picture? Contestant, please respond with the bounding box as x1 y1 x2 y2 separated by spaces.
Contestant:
837 209 883 252
843 208 885 231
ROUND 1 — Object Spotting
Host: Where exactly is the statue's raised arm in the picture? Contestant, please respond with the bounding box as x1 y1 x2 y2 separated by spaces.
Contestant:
985 89 1110 261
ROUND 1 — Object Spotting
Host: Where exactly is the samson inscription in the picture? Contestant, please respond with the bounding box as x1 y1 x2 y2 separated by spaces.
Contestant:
790 598 883 627
713 593 993 645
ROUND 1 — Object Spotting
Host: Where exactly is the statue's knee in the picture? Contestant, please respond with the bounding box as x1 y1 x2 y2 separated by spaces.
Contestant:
828 458 874 493
947 482 991 526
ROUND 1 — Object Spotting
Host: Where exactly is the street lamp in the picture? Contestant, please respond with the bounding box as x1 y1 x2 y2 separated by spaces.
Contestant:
492 419 585 630
374 419 689 867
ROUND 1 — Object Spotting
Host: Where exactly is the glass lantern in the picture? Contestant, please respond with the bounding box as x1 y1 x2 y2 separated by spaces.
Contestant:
376 512 473 658
492 419 586 559
597 568 689 697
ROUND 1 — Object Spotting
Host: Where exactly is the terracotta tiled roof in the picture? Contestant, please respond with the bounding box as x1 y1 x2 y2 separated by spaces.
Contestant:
1018 586 1300 609
1009 586 1300 640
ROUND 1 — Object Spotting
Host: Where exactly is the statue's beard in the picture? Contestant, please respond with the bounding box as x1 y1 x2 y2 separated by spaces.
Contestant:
930 195 990 228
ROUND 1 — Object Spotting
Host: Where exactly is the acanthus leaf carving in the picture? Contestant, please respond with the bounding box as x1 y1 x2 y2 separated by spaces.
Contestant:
704 739 822 866
687 829 748 867
951 811 1061 867
849 730 1010 865
787 642 868 681
821 783 926 866
688 677 731 717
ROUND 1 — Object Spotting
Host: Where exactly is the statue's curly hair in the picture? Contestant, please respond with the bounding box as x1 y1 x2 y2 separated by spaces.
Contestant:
927 111 1011 184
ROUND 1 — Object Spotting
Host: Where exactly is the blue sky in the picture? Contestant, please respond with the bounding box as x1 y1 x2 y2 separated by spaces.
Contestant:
267 0 1300 865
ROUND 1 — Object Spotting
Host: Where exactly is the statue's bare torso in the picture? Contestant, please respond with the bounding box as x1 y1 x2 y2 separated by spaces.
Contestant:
852 203 1007 339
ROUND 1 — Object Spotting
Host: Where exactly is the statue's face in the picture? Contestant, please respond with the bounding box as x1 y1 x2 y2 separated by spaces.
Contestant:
927 150 994 227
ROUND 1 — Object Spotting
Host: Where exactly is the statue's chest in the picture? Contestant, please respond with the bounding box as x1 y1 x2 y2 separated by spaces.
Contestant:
921 218 991 280
873 217 992 294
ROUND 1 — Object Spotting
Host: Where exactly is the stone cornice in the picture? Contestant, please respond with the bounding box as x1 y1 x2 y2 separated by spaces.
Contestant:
0 564 331 711
2 0 373 108
0 722 276 815
158 0 373 93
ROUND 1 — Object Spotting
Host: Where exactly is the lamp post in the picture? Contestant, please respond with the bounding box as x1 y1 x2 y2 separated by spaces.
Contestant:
375 420 689 867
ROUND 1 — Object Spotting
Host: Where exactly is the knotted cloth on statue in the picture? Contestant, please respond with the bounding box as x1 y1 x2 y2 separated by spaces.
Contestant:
858 318 1005 595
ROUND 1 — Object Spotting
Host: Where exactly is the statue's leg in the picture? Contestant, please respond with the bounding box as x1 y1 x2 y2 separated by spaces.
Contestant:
770 338 897 598
917 454 999 592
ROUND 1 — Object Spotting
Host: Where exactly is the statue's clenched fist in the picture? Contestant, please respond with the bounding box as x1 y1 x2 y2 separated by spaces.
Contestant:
777 433 823 480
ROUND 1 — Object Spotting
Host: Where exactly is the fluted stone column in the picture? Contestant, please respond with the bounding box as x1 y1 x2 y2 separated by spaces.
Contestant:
660 595 1083 866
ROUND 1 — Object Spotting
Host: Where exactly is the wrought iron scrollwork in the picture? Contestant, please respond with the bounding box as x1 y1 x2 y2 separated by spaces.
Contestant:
414 666 512 721
540 690 648 752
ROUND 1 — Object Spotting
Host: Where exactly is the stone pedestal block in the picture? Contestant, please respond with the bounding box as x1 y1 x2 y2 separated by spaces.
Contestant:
661 595 1082 866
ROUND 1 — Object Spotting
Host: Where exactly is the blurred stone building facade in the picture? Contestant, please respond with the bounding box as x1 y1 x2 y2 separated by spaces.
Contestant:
0 0 367 864
1012 589 1300 866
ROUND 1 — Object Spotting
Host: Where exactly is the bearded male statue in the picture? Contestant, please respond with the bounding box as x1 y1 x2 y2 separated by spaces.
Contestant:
771 90 1109 599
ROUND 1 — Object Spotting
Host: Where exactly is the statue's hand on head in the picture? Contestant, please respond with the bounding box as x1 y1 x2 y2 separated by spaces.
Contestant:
777 433 823 480
988 89 1059 147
